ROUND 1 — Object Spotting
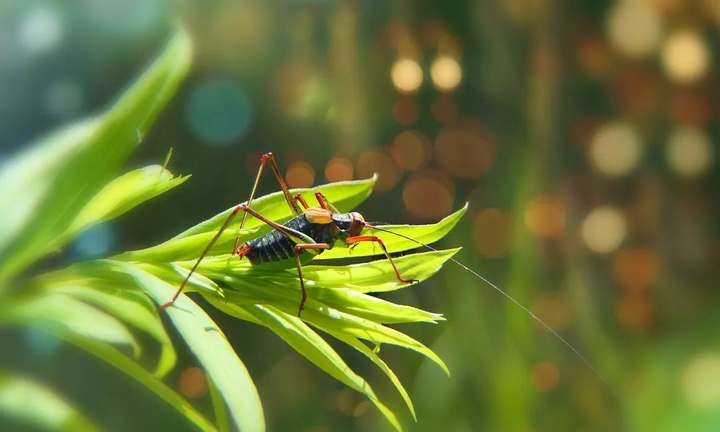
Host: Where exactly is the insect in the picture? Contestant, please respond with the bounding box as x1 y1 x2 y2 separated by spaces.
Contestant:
159 152 415 315
159 152 610 390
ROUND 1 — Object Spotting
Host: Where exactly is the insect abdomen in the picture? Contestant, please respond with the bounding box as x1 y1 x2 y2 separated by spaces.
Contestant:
246 214 335 264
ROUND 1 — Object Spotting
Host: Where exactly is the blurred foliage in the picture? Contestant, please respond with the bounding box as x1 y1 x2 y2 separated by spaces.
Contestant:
0 21 460 432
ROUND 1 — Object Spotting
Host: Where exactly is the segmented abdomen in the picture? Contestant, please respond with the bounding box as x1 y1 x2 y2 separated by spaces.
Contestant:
245 214 335 264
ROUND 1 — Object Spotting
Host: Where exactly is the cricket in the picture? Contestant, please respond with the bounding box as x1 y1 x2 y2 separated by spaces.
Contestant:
159 152 607 388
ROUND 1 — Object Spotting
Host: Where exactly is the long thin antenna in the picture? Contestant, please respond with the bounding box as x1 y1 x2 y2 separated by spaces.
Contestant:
367 224 611 389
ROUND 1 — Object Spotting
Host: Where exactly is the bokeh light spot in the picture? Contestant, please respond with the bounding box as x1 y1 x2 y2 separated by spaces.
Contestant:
286 161 315 188
356 151 399 192
524 196 566 238
390 130 431 172
607 0 662 59
402 171 454 220
616 292 652 330
353 400 371 418
430 95 459 124
581 206 626 254
472 209 512 257
393 97 420 125
72 223 115 258
662 31 709 84
435 121 496 179
19 7 64 54
589 122 644 177
391 58 423 93
178 367 208 399
187 80 252 145
430 56 462 91
532 292 571 331
324 157 354 182
613 248 658 293
666 126 713 178
683 352 720 408
530 361 560 392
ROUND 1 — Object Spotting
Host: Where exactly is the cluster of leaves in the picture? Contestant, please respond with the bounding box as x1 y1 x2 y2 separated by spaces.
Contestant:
0 27 463 431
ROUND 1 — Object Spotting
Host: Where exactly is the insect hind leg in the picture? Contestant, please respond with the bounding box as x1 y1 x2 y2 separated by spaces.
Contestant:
293 243 330 316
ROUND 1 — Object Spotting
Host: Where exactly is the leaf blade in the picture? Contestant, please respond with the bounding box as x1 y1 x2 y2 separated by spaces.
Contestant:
0 371 98 432
122 264 265 432
0 26 192 285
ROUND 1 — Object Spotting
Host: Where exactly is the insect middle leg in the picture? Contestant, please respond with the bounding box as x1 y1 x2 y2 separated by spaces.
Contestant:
233 152 303 253
345 235 418 284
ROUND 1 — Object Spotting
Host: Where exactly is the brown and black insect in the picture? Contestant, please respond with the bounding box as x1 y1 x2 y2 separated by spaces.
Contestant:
158 152 610 390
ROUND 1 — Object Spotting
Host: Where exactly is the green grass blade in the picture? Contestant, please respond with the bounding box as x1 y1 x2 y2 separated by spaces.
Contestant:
121 176 376 263
53 283 176 377
316 204 467 260
0 26 192 285
208 377 230 432
309 287 443 324
320 329 416 422
2 294 140 357
0 371 98 432
122 264 265 432
300 307 449 376
61 333 215 431
208 300 403 432
174 176 377 239
62 165 189 244
304 249 462 293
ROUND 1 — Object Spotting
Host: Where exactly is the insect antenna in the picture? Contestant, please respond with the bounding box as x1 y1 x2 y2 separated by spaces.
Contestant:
366 223 612 390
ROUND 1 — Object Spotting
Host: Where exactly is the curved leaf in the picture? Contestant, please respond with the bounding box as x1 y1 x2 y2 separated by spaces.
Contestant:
121 176 377 263
0 26 192 285
175 175 377 239
0 371 98 432
63 165 189 243
53 283 176 377
316 204 467 260
1 294 140 356
122 264 265 432
60 333 215 431
320 328 416 422
208 300 403 432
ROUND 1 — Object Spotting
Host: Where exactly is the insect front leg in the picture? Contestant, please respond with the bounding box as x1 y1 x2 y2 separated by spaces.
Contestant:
345 235 418 284
232 152 303 253
314 192 340 213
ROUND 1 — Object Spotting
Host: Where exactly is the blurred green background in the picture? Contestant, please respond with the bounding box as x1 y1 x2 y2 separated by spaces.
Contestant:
2 0 719 431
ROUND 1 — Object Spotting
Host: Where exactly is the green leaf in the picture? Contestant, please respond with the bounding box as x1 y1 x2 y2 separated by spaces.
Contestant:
175 175 377 238
316 204 468 260
122 263 265 432
0 371 98 432
119 176 377 263
208 301 403 432
308 287 443 324
298 307 449 376
59 333 216 432
303 248 462 293
1 294 140 357
53 282 176 377
0 26 192 285
320 328 416 422
62 165 189 244
208 377 231 432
